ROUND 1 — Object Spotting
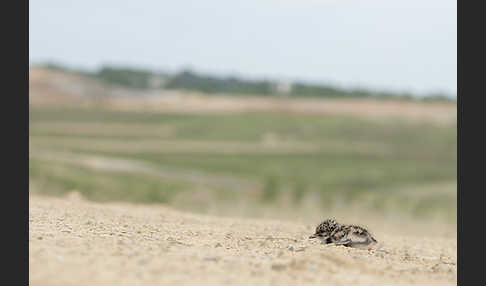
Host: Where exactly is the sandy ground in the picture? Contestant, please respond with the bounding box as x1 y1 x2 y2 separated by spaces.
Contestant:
29 194 456 286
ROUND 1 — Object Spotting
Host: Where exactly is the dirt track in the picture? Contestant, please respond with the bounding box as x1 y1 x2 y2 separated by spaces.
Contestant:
29 194 456 286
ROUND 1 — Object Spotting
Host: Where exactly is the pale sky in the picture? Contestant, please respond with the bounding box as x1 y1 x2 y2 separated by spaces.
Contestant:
29 0 457 96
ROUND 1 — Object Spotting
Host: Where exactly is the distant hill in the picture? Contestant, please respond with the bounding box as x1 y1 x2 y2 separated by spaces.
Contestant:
32 63 455 102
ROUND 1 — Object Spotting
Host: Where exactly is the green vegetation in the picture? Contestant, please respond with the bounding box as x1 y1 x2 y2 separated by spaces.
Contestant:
96 67 155 89
261 176 280 203
38 63 456 101
291 180 308 205
29 105 456 220
29 158 186 204
165 70 274 95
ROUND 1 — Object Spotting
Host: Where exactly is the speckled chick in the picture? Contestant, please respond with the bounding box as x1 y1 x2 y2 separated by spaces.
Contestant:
309 218 377 248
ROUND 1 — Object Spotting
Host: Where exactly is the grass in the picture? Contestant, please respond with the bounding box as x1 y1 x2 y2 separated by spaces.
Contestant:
29 104 456 220
29 158 187 204
261 176 280 203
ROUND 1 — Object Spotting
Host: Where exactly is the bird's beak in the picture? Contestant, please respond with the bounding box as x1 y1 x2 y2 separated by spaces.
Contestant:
309 234 316 239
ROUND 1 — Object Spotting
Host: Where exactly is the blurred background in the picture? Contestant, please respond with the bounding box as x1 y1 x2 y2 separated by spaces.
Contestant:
29 0 457 234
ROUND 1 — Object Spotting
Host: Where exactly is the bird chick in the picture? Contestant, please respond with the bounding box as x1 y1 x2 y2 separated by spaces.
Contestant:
309 218 377 248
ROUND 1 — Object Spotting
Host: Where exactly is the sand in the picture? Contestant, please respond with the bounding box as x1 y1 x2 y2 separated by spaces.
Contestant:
29 194 456 286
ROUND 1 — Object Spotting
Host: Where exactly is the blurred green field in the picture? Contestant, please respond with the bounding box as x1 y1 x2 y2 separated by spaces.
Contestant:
29 105 456 222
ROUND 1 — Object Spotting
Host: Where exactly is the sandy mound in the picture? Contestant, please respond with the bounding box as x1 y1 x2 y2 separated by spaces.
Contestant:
29 195 456 286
